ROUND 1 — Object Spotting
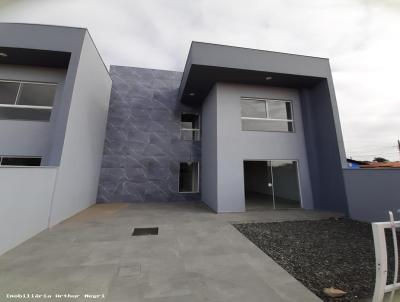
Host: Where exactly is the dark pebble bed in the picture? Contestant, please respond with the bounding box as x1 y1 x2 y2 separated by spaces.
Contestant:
233 219 399 302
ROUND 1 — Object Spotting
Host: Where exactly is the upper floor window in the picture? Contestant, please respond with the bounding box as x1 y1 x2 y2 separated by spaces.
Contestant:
241 97 294 132
181 113 200 141
0 80 57 121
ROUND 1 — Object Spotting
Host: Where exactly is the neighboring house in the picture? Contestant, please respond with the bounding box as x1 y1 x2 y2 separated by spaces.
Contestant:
1 23 399 255
346 159 400 169
361 162 400 169
0 23 112 255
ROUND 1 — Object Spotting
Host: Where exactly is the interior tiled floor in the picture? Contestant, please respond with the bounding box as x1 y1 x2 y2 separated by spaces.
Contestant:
0 202 340 302
245 192 301 210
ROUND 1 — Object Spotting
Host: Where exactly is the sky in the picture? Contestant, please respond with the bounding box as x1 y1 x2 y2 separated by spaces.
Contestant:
0 0 399 161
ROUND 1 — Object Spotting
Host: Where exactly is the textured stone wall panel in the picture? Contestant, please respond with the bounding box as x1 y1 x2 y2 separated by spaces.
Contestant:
97 66 201 203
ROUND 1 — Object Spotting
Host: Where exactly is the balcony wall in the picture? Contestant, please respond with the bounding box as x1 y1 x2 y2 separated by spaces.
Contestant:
0 167 58 255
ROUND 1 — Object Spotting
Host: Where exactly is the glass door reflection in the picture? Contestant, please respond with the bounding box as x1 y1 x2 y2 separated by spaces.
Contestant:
270 160 301 209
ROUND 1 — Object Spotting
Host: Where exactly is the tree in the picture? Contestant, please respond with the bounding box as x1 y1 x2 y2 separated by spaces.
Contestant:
373 157 389 163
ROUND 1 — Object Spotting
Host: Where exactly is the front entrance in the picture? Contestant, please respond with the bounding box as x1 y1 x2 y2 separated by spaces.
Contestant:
243 160 301 210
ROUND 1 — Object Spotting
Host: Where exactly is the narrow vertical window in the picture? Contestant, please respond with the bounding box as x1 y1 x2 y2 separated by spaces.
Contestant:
179 162 199 193
181 113 200 141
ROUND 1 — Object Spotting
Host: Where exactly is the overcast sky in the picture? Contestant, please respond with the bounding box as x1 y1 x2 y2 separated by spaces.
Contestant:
0 0 399 161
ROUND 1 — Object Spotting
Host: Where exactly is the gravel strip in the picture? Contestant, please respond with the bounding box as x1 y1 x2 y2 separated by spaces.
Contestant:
234 219 399 302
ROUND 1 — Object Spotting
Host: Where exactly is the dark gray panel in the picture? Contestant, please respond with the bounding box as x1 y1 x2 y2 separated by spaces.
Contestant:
179 42 331 105
0 46 71 68
181 65 322 105
300 81 348 214
97 66 201 203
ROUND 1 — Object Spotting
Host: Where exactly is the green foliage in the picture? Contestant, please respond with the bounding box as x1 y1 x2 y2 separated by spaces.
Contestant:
373 157 389 163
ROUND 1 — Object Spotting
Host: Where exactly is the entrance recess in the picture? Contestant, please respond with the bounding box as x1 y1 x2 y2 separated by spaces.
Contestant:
243 160 301 210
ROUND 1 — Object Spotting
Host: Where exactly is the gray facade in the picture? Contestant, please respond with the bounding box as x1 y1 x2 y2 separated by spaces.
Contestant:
179 42 349 214
97 42 351 215
1 23 396 237
204 83 314 212
0 23 112 254
98 66 201 202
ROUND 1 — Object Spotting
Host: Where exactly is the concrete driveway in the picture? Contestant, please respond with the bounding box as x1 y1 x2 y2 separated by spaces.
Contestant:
0 202 336 302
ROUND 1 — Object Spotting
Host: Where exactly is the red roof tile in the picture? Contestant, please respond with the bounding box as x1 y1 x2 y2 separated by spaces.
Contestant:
360 162 400 168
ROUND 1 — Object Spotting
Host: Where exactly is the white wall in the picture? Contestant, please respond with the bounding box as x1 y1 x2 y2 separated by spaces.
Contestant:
0 120 50 157
0 167 57 255
49 32 111 226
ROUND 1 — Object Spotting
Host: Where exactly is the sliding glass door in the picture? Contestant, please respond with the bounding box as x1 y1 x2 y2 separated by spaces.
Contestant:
243 160 301 210
270 160 301 209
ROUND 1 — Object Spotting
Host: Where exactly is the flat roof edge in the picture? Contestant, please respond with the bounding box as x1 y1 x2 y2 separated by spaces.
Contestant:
0 23 110 78
0 22 87 31
188 63 327 79
110 65 182 74
190 41 330 61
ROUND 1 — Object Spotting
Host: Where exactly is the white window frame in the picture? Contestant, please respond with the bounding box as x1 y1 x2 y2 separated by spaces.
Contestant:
240 97 295 132
178 161 200 193
180 112 201 141
0 79 57 110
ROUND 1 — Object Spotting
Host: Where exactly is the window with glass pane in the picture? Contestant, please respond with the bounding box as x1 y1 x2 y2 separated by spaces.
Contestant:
0 81 20 105
0 80 56 121
241 99 266 118
181 113 200 141
17 83 57 107
179 162 199 193
242 119 293 132
241 98 294 132
268 100 292 120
